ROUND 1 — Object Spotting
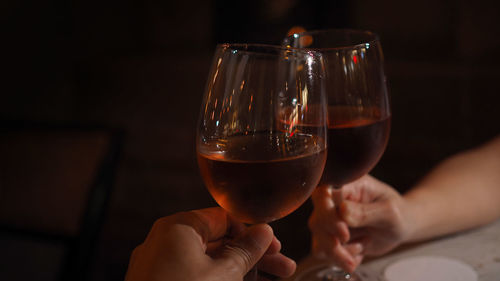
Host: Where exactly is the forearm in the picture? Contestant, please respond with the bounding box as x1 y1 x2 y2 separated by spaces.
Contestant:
402 136 500 243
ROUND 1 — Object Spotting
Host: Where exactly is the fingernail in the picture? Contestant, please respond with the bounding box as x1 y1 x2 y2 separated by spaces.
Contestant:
353 243 363 254
325 186 333 196
248 224 273 246
312 250 327 260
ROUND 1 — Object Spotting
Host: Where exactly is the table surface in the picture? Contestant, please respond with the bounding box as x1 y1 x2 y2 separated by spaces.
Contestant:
283 219 500 281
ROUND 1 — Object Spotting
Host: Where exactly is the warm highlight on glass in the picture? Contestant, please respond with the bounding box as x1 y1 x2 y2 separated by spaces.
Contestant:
197 44 328 227
284 29 391 281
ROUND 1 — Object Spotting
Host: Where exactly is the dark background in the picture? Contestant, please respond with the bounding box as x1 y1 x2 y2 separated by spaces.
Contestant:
1 0 499 280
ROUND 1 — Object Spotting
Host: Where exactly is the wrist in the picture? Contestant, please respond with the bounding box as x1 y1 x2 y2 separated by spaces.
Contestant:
398 194 420 243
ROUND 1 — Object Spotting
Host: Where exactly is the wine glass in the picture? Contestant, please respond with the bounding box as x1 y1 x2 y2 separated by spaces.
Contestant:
284 29 391 281
196 44 328 280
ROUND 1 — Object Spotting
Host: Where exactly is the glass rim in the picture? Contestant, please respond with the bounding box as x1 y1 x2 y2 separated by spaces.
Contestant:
285 28 380 51
216 43 322 57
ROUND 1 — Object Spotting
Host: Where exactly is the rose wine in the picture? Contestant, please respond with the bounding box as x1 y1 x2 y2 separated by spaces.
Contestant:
197 132 327 224
322 106 390 186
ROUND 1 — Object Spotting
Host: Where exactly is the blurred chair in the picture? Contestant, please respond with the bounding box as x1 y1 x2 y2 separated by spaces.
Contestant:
0 121 123 281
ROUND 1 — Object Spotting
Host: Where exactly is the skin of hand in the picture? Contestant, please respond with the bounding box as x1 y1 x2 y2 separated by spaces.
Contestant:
308 135 500 273
308 175 410 273
125 207 296 281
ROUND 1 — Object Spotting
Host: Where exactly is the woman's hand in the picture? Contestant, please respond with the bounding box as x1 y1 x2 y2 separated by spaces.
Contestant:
308 175 411 273
309 136 500 273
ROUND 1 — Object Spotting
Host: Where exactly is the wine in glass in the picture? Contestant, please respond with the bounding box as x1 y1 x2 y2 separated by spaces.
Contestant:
196 44 328 279
284 29 391 281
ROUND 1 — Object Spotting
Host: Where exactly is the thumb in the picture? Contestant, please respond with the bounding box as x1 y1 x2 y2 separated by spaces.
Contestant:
218 224 274 278
340 200 388 228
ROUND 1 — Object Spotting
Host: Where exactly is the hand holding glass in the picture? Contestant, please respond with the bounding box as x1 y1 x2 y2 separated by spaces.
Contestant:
284 29 391 281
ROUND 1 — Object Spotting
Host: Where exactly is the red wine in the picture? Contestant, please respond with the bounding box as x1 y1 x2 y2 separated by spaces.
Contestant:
197 132 327 224
322 106 390 186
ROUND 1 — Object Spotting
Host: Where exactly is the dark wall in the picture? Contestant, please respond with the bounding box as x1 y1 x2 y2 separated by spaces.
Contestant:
2 0 500 280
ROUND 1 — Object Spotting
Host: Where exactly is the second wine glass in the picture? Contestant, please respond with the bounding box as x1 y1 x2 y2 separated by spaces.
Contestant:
284 29 391 281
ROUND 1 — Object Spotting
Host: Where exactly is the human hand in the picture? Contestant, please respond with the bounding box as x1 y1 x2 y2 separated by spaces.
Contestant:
308 175 411 272
125 207 296 281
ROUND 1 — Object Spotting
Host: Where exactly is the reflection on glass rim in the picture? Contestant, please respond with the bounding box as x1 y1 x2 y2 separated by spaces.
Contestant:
285 28 381 51
217 43 320 57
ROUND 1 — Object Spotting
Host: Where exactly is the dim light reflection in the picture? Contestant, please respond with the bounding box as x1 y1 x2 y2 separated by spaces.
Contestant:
301 85 308 109
212 69 219 84
307 56 313 67
342 56 347 74
204 90 212 115
248 94 253 112
352 50 358 68
281 83 310 138
205 57 223 117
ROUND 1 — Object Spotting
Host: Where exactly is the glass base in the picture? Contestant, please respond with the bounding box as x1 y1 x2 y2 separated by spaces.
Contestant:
295 265 362 281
